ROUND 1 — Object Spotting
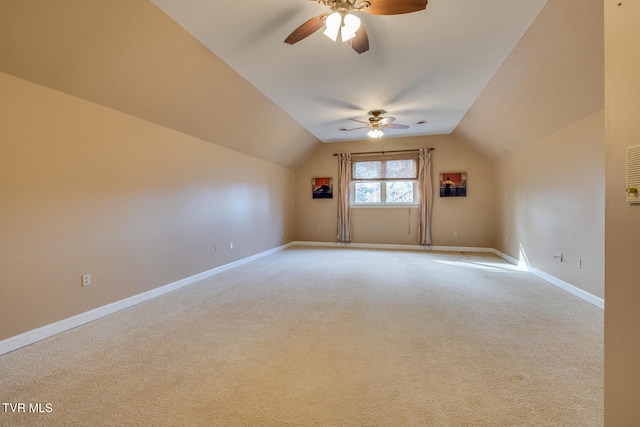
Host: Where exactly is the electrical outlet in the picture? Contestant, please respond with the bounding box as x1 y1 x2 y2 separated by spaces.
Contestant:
81 274 91 287
576 258 582 268
230 242 234 250
453 231 458 237
215 245 220 253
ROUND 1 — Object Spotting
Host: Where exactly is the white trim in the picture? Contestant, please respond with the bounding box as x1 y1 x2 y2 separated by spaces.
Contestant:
491 249 604 309
1 241 603 355
290 241 493 253
489 249 520 266
0 242 295 356
527 265 604 309
293 242 604 309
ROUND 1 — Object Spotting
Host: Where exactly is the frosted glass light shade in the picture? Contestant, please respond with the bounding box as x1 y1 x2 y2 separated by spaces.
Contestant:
341 14 361 42
367 129 384 138
323 12 341 41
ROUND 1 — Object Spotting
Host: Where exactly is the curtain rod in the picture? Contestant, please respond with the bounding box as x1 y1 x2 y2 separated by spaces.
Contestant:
332 148 434 156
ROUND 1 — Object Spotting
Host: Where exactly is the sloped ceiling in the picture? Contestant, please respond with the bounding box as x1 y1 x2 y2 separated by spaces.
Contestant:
0 0 321 168
453 0 604 158
150 0 546 143
0 0 602 166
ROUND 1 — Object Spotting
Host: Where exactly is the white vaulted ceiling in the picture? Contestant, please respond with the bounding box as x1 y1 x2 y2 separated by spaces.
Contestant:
151 0 547 143
1 0 603 165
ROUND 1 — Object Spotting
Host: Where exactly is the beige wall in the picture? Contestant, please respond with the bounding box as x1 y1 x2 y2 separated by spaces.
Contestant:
493 111 605 299
295 135 494 247
604 0 640 423
453 0 603 159
452 0 605 302
0 72 295 341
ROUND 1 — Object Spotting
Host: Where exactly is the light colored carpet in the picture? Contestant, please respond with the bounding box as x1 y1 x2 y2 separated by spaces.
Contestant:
0 247 603 426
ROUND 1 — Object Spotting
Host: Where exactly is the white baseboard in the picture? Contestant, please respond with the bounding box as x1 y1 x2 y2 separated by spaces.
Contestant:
490 249 604 309
490 249 520 266
0 242 295 356
528 265 604 309
290 240 495 253
1 241 602 355
293 241 604 310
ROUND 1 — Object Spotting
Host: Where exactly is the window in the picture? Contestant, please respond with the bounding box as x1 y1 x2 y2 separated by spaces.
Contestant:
351 157 418 206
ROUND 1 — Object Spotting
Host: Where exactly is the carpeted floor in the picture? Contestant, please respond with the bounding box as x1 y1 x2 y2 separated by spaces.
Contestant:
0 247 603 426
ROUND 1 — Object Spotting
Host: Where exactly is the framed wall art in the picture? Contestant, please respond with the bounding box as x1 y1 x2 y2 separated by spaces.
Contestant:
439 172 467 197
312 177 333 199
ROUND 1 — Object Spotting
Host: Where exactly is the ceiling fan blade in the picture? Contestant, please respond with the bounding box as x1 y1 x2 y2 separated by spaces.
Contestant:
365 0 428 15
349 24 369 54
380 116 396 124
349 118 370 125
385 123 410 129
342 126 368 131
284 14 328 45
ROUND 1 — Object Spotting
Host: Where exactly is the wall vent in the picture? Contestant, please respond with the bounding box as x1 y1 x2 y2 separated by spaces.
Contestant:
626 144 640 204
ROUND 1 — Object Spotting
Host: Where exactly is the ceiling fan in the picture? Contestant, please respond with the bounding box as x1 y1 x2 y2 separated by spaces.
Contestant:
340 110 410 138
284 0 428 54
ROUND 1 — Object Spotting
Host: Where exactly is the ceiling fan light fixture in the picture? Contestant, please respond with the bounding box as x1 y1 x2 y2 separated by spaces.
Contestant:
341 13 361 42
285 0 426 52
367 128 384 138
323 12 341 41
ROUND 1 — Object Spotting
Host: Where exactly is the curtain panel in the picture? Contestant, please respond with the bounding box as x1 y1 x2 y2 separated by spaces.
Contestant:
337 153 352 242
418 148 433 245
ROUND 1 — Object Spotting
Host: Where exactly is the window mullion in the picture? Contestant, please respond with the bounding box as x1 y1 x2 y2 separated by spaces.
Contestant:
351 157 419 206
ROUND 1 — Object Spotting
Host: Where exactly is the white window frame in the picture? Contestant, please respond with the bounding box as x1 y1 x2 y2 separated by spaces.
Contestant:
351 180 418 207
350 156 419 208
